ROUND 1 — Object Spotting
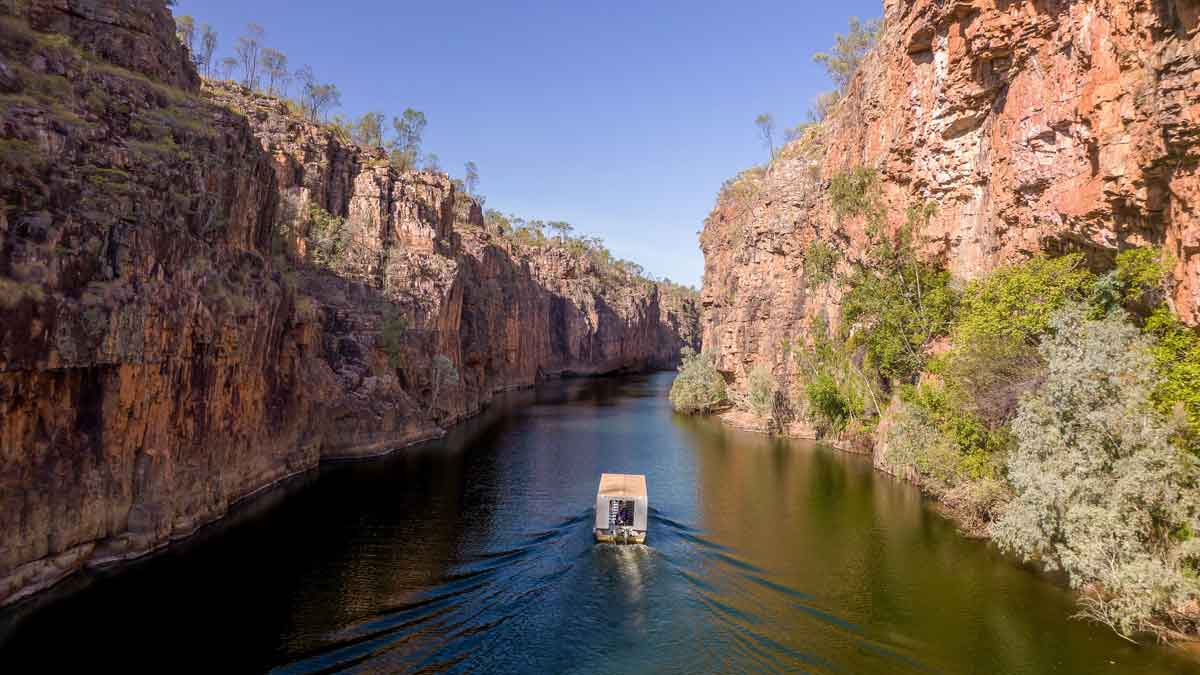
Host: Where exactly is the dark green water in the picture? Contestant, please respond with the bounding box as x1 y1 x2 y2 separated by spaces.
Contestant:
1 372 1198 673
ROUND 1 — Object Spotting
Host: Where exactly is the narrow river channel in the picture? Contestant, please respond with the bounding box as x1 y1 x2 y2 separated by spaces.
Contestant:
1 373 1196 673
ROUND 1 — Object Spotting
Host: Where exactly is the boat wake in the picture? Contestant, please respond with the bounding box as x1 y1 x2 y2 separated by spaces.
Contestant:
272 508 930 674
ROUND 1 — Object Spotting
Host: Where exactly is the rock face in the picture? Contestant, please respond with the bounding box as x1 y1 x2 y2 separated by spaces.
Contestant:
0 0 698 606
700 0 1200 404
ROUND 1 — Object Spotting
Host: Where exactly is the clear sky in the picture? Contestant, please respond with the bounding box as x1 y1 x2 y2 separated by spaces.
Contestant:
175 0 883 287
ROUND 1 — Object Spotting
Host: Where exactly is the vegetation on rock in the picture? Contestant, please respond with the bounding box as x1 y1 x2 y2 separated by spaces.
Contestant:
670 348 727 415
994 305 1200 640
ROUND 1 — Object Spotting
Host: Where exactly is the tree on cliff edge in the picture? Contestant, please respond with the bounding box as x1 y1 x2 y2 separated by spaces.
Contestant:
236 23 265 90
813 16 882 92
755 113 776 159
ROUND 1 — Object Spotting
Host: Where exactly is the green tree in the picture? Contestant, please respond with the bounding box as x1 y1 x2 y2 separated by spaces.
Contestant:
304 204 348 268
670 348 727 414
754 113 776 159
842 222 958 383
198 24 218 77
429 354 460 414
464 161 480 196
379 312 409 369
808 90 841 122
353 112 386 147
174 15 195 54
235 23 265 90
295 66 340 122
955 253 1094 345
993 304 1200 640
390 108 427 171
259 47 288 96
218 56 238 81
813 16 882 92
548 220 575 243
746 365 777 420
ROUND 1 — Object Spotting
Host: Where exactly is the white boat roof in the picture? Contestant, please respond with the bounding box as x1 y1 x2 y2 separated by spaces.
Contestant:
598 473 647 498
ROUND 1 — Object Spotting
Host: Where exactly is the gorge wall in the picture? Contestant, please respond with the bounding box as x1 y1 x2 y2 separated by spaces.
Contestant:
700 0 1200 421
0 0 697 606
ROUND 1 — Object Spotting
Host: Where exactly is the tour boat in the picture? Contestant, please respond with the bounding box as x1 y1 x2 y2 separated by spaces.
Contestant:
593 473 648 544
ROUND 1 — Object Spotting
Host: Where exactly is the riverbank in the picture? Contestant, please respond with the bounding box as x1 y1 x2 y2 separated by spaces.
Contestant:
6 372 1198 673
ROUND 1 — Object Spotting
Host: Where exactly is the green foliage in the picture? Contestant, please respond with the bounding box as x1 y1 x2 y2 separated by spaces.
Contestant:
994 304 1200 639
806 373 851 431
793 313 878 433
1145 306 1200 445
428 354 460 414
304 204 348 268
379 312 408 369
389 108 426 171
670 347 727 415
353 111 386 147
884 401 964 492
842 228 958 383
813 16 883 91
802 239 839 286
955 254 1094 345
829 167 880 222
754 112 775 159
900 382 1007 479
746 365 776 420
1116 247 1169 302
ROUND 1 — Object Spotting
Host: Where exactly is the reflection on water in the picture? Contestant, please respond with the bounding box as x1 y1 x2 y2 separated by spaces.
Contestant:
1 373 1198 673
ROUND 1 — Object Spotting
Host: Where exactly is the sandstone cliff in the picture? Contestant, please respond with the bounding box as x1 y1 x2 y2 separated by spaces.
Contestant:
700 0 1200 417
0 0 697 606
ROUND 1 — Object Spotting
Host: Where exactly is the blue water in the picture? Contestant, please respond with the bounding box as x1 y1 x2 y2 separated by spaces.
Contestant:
1 373 1196 673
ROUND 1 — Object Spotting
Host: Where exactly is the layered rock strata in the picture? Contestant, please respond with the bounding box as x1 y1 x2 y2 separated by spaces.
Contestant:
0 0 697 605
700 0 1200 440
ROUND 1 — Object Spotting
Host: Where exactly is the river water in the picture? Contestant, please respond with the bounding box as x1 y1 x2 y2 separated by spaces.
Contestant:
2 373 1198 673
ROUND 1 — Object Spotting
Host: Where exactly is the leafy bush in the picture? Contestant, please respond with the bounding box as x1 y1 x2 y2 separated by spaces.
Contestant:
829 167 880 221
792 313 878 433
305 204 348 268
1115 247 1169 304
812 16 882 92
803 240 839 286
379 312 408 369
883 401 963 493
993 304 1200 639
900 382 1007 479
670 348 728 414
842 227 958 382
1145 306 1200 445
955 254 1093 345
746 365 776 420
806 373 851 431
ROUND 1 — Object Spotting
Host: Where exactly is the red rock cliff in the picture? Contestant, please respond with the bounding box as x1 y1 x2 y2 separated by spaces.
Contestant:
0 0 697 605
700 0 1200 395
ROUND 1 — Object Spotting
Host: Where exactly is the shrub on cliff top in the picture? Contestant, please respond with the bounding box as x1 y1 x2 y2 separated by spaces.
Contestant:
993 304 1200 640
813 16 882 92
670 348 727 415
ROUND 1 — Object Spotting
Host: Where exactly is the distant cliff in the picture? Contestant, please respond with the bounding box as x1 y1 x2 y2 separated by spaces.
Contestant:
0 0 697 605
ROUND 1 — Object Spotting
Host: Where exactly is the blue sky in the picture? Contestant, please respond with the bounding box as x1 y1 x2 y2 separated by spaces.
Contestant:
175 1 882 287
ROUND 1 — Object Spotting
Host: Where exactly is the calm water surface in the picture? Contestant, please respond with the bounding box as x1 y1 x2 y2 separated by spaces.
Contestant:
2 373 1198 673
